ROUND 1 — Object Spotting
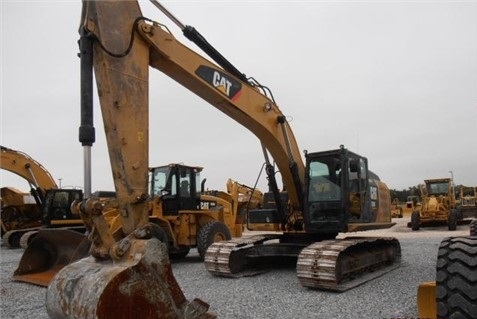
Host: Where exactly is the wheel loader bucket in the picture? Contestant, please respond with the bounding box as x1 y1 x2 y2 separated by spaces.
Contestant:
417 281 436 319
13 228 90 287
46 237 215 319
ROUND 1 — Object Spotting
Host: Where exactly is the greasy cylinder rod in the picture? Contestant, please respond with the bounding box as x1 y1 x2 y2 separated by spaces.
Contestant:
78 30 95 198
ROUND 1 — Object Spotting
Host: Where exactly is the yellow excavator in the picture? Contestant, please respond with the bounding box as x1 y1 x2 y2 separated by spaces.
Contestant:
42 0 400 317
1 145 86 248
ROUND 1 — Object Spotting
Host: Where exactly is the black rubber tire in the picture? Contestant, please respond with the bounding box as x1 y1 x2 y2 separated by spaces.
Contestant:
436 236 477 319
170 247 191 259
411 210 420 231
448 209 457 231
197 221 231 260
469 220 477 237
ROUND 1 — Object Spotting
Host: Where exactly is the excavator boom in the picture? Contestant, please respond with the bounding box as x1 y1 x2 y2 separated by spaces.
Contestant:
137 13 305 211
1 145 57 195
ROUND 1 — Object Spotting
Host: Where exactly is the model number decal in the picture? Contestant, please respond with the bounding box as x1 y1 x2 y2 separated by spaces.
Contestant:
195 65 242 101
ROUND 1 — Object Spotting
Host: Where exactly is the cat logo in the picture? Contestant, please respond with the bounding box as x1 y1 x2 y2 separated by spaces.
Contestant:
212 71 233 96
195 65 242 100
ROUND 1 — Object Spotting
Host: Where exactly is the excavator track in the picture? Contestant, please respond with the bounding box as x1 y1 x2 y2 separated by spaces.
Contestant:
19 230 39 249
297 237 401 292
2 226 41 248
204 234 285 277
205 235 400 292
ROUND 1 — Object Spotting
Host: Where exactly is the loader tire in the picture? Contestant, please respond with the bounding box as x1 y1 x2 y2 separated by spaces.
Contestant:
197 221 231 260
411 211 420 231
436 236 477 319
170 247 190 259
448 209 457 231
470 220 477 236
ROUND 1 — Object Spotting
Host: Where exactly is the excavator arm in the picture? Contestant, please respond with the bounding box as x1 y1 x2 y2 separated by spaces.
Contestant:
46 1 216 318
0 145 58 199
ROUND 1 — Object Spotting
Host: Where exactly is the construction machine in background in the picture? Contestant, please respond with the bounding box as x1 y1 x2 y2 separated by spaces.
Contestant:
225 178 264 219
1 145 86 248
40 1 400 317
457 185 477 218
147 163 262 259
390 198 404 218
1 187 41 235
402 195 421 217
409 178 461 231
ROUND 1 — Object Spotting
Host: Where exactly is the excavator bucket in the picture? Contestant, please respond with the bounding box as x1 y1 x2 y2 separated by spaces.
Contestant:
13 228 90 286
46 237 215 319
417 281 437 319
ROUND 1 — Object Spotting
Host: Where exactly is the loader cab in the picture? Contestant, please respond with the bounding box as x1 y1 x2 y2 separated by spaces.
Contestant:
423 179 452 196
150 164 202 215
304 146 370 234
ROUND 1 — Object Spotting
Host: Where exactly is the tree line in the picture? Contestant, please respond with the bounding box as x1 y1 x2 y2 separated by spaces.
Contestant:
389 184 470 203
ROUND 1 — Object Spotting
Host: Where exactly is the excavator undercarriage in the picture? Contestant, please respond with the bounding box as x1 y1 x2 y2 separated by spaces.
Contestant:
205 235 400 292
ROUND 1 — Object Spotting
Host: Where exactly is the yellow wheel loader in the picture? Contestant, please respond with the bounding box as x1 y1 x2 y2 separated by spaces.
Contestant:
147 163 261 259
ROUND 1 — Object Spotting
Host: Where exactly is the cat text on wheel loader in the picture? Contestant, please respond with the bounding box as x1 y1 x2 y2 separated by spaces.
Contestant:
44 0 400 318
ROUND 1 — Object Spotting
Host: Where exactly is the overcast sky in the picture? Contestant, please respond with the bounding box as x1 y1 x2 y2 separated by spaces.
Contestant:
1 0 476 195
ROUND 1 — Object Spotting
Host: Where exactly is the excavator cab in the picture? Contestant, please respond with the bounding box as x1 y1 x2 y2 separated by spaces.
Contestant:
304 146 394 234
305 147 369 234
150 164 202 214
41 189 83 223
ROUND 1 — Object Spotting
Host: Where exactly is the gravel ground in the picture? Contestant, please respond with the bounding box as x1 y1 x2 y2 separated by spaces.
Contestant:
0 217 472 319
